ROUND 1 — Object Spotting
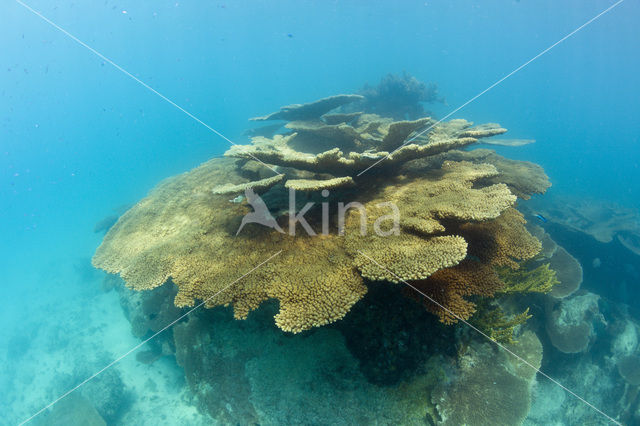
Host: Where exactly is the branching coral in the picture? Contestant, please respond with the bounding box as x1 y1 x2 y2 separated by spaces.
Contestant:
498 263 559 294
471 304 532 344
405 260 504 324
457 208 542 269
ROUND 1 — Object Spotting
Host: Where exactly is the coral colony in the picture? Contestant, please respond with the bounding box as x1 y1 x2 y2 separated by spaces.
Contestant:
94 93 551 334
92 86 637 424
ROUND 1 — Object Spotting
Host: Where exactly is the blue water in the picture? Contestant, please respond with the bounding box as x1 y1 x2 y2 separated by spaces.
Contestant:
1 1 639 424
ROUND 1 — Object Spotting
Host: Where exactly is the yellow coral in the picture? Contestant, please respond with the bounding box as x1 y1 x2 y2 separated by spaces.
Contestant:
284 176 354 191
94 94 553 333
212 174 284 195
497 263 559 294
93 158 367 334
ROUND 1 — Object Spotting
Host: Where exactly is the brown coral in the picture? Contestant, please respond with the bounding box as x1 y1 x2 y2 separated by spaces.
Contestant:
406 260 504 323
458 208 542 269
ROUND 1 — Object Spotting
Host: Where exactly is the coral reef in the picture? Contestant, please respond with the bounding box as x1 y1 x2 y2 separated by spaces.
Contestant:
170 296 449 425
524 195 640 256
471 304 532 344
526 295 636 425
335 283 456 386
617 355 640 386
545 292 603 353
94 92 550 333
432 330 543 425
420 148 551 200
356 72 444 120
498 263 559 295
406 260 504 324
211 174 284 195
250 94 364 122
33 393 107 426
458 208 542 270
547 246 583 298
120 276 550 425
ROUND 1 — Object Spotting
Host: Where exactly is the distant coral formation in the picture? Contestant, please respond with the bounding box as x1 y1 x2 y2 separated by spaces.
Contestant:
356 72 444 120
93 92 552 333
523 194 640 256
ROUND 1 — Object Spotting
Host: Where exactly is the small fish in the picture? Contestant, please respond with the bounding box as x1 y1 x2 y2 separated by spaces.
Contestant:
229 195 244 204
534 214 548 223
287 33 294 38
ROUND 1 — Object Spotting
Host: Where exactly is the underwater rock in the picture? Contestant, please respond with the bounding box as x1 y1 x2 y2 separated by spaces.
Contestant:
611 319 639 359
135 349 163 365
617 355 640 386
171 302 444 424
118 280 184 340
33 393 106 426
79 368 128 424
51 363 129 424
432 330 542 426
335 282 456 386
173 311 260 424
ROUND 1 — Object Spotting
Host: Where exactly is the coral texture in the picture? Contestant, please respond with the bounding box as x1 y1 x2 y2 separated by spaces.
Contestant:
524 194 640 256
94 93 549 332
432 331 542 425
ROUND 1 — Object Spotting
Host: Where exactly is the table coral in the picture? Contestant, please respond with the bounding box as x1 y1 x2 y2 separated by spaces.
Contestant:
406 260 505 324
94 93 550 332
